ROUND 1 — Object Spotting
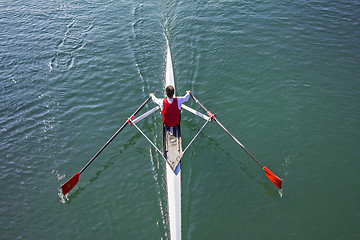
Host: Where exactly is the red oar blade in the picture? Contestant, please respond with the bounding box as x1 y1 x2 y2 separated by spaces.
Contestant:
61 172 80 195
263 167 283 189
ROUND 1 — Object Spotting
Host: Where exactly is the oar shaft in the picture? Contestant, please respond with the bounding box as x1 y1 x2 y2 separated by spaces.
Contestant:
214 119 263 168
191 94 263 168
61 97 151 195
80 121 128 174
191 94 283 189
80 97 151 174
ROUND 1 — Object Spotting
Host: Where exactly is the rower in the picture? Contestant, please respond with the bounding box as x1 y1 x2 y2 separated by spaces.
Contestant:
150 85 191 130
151 86 191 170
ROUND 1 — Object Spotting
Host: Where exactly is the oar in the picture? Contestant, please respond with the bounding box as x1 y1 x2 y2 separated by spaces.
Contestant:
191 94 283 189
61 97 151 195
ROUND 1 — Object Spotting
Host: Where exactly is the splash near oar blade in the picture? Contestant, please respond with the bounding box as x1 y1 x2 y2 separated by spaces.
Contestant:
263 167 282 189
61 172 80 195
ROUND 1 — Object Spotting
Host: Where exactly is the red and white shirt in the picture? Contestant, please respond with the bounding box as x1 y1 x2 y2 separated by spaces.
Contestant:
151 92 190 126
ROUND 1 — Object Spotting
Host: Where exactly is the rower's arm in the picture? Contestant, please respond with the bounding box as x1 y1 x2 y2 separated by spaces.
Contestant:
177 91 191 109
150 94 163 109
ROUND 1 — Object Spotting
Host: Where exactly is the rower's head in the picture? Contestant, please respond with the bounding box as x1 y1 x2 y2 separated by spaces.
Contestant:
165 85 175 98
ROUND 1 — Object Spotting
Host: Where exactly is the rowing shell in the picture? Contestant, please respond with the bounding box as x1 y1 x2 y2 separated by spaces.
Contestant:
165 40 182 240
61 38 282 240
130 40 208 239
133 40 210 239
61 36 282 240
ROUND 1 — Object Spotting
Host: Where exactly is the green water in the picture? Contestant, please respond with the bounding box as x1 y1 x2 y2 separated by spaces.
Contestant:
1 0 359 239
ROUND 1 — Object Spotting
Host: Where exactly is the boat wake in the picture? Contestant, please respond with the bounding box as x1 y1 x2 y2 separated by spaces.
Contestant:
48 18 94 72
149 139 169 236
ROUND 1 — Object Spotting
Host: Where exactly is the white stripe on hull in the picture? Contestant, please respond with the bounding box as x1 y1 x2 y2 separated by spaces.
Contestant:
165 40 182 240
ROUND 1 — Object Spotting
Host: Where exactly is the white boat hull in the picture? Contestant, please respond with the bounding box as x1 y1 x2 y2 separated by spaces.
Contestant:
165 41 182 240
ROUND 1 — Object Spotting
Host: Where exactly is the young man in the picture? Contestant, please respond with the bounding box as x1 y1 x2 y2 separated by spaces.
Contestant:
150 85 191 127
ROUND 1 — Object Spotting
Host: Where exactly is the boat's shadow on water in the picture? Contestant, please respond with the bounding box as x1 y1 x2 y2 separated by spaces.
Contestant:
64 160 114 204
62 130 146 204
185 123 281 199
232 153 282 199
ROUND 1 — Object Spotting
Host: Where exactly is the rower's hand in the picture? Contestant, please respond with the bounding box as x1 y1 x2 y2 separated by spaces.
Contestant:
149 93 154 97
186 90 191 94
